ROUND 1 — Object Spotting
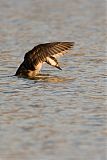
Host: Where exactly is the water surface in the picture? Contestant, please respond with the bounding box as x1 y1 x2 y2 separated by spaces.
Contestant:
0 0 106 160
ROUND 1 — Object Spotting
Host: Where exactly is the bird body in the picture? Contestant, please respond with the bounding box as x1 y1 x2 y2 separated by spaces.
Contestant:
15 42 74 78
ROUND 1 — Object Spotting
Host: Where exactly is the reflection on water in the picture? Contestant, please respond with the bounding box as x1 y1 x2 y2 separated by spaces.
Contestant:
0 0 106 160
27 73 76 83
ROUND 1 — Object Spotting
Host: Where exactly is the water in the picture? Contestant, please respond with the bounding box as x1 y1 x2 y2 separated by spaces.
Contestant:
0 0 106 159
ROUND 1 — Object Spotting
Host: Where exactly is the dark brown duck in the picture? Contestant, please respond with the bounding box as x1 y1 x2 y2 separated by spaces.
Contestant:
15 42 74 78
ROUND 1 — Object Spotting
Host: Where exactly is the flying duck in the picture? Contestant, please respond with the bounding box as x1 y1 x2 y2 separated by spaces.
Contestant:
15 42 74 78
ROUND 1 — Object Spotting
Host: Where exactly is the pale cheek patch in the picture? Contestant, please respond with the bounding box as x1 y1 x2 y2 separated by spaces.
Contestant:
46 57 57 66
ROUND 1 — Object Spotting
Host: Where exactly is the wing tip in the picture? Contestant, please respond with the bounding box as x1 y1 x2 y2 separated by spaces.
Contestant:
70 42 75 46
65 41 75 46
59 41 75 48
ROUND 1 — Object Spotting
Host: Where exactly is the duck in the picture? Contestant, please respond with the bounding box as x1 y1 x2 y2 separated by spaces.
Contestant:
15 42 74 78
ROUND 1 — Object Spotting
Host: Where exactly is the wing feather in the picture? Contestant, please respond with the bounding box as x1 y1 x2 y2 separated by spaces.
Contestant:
23 42 74 70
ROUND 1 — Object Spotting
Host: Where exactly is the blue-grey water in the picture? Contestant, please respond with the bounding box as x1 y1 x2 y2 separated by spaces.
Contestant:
0 0 106 160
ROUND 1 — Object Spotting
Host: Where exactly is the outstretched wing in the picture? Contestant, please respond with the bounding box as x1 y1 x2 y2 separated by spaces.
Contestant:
23 42 74 71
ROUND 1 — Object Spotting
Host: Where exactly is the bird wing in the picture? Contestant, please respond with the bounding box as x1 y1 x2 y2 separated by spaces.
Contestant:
23 42 74 70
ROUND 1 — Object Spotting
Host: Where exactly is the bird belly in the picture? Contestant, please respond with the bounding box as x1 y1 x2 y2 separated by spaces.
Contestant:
27 62 43 78
35 62 43 72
